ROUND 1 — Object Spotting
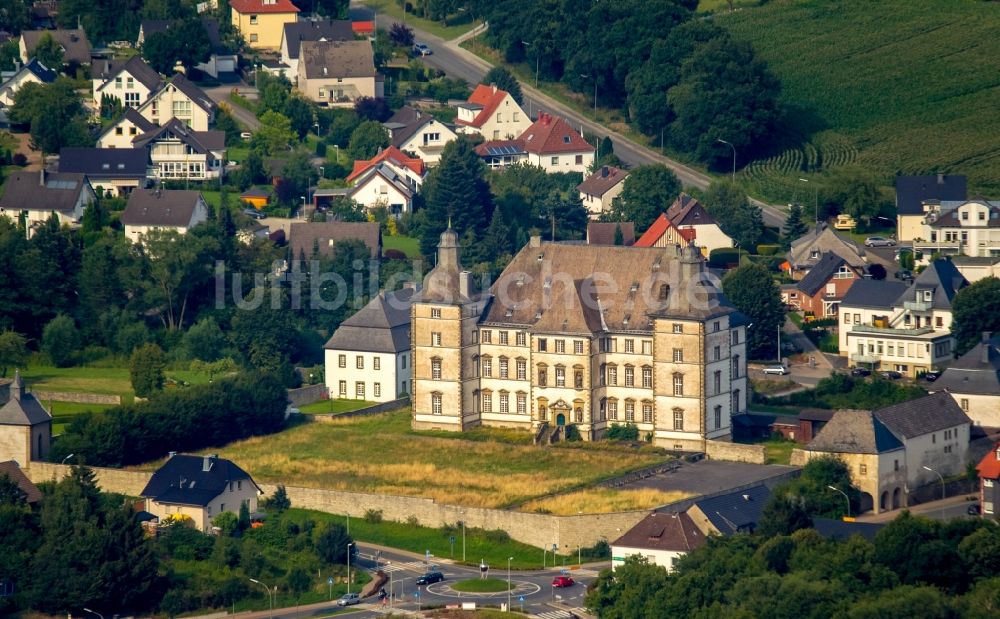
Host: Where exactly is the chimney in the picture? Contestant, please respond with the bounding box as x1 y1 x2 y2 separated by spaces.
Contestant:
39 167 44 186
202 454 215 472
459 271 471 299
403 281 416 290
530 235 541 248
491 84 497 94
937 172 945 184
983 332 992 364
10 369 23 401
601 165 609 178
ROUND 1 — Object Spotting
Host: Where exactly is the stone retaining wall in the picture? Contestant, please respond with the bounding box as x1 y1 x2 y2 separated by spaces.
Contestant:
706 439 767 464
32 391 122 405
314 397 411 420
287 384 329 407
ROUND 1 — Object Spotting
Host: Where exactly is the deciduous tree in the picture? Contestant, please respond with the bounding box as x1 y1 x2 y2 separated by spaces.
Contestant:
951 276 1000 355
130 342 165 397
0 330 28 377
722 262 784 359
347 120 390 160
704 180 763 250
607 164 681 230
481 66 523 104
41 314 78 368
33 33 63 68
252 111 295 156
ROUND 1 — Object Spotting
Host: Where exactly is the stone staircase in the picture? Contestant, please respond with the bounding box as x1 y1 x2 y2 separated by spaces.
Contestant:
533 423 563 445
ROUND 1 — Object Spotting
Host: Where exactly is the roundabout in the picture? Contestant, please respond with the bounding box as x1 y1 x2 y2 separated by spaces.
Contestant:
426 579 541 599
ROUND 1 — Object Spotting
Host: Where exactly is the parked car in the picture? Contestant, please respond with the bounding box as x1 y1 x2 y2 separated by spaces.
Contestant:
923 371 941 382
416 571 444 585
968 503 982 515
337 593 361 606
880 370 902 380
850 367 871 377
552 575 575 588
895 269 914 282
865 236 896 247
413 43 432 56
762 365 790 376
243 208 266 220
834 214 857 230
240 131 253 141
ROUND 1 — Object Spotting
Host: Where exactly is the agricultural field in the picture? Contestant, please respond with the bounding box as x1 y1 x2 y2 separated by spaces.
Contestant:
192 410 669 512
719 0 1000 199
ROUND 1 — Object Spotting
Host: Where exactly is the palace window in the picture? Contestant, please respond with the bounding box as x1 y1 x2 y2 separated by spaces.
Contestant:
482 391 492 412
499 392 509 413
516 392 527 414
673 408 684 431
357 356 364 369
673 373 684 396
374 383 381 398
555 365 566 387
607 364 618 386
714 405 722 429
574 340 584 354
338 354 346 368
642 366 653 389
732 355 741 378
538 338 548 352
431 392 442 415
481 330 492 344
499 357 509 379
431 308 441 318
373 357 380 371
432 332 442 346
608 399 618 420
713 370 722 395
642 340 652 354
355 382 365 398
625 400 635 422
516 332 526 346
481 356 492 377
556 339 565 353
673 348 683 362
338 381 346 397
431 357 442 380
642 402 653 423
499 330 508 344
517 358 527 380
673 323 683 333
624 365 634 387
625 338 634 353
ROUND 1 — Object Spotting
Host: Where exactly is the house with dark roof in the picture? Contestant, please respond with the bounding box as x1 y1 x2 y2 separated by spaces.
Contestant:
933 333 1000 428
785 224 867 280
288 221 381 260
0 371 51 465
132 118 226 181
687 484 771 536
18 29 91 65
136 74 217 131
137 18 238 78
788 252 863 318
455 84 530 140
0 57 56 106
895 174 967 242
297 40 380 105
975 442 1000 521
634 193 734 257
911 199 1000 260
325 286 416 402
610 512 706 572
586 221 634 246
120 189 210 243
0 169 95 236
838 260 967 377
0 460 42 504
578 166 629 217
91 55 162 111
473 113 594 173
96 107 159 149
230 0 300 50
140 453 261 531
58 147 148 197
278 19 353 77
383 106 457 166
797 392 970 513
633 212 696 249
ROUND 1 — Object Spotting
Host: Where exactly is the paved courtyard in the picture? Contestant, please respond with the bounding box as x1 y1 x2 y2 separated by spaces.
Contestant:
624 459 797 496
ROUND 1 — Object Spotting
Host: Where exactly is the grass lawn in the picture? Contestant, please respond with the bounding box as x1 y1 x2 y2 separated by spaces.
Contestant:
361 0 480 40
761 438 797 466
21 365 216 399
47 401 117 434
383 235 421 259
204 410 666 511
298 399 373 414
520 487 692 515
450 578 512 593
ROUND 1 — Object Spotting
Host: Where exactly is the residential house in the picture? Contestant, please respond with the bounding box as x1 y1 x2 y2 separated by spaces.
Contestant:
910 199 1000 260
132 118 226 181
91 55 162 111
240 187 270 209
578 166 628 217
797 392 970 513
279 19 353 78
347 146 425 189
686 484 770 536
351 20 374 38
19 29 91 65
0 170 95 236
610 512 705 572
951 255 1000 283
297 40 380 105
838 260 967 377
586 221 634 246
661 193 734 257
633 213 695 249
410 231 750 449
0 460 42 504
136 74 217 131
895 174 967 243
138 18 238 78
140 453 261 531
474 139 527 170
933 333 1000 428
30 1 58 29
0 58 56 106
325 286 416 402
784 224 867 280
455 84 531 140
229 0 300 50
383 106 457 165
346 163 415 215
789 252 863 318
975 442 1000 521
518 113 594 174
120 189 210 243
0 371 51 466
288 221 382 259
57 147 148 197
96 107 159 149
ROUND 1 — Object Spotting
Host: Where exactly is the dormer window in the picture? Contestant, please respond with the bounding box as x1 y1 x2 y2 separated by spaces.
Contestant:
810 250 820 259
923 290 932 302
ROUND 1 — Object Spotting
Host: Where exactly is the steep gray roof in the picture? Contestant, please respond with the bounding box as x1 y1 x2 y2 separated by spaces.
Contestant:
93 55 162 92
934 335 1000 395
324 287 415 353
283 19 354 59
577 166 629 198
797 252 848 296
299 40 375 80
384 106 442 149
0 170 89 212
348 164 413 200
692 484 771 535
892 259 967 310
161 74 216 114
120 190 205 227
132 118 224 160
807 409 903 454
840 279 909 310
97 108 158 143
787 224 866 270
21 29 91 64
895 174 967 216
612 511 706 552
0 372 51 427
140 454 256 507
58 147 148 179
288 221 381 259
873 392 970 439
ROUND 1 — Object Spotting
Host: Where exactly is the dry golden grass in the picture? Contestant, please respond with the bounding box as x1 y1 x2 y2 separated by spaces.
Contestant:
521 488 693 515
194 411 668 511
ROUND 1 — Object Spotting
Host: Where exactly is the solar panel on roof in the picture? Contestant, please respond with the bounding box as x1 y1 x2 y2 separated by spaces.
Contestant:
46 180 77 189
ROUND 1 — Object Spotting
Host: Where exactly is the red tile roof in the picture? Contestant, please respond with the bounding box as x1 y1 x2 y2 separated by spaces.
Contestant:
520 112 595 155
230 0 299 14
347 146 425 183
977 441 1000 479
634 212 695 247
456 84 509 128
352 21 374 35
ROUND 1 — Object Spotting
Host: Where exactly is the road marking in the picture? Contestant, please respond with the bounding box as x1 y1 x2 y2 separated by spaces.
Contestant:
535 611 574 619
573 569 600 577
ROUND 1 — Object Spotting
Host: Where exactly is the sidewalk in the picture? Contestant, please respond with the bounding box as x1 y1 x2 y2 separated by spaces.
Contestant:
783 315 833 371
854 494 975 524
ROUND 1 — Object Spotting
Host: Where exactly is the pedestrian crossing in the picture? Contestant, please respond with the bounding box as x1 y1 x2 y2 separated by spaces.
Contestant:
535 611 574 619
376 560 433 573
573 568 600 577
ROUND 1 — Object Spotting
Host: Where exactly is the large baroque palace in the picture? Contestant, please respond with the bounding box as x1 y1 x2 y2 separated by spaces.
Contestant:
411 228 749 450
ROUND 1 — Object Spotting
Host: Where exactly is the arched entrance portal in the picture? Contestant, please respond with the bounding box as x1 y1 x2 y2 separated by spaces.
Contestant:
556 413 566 426
892 487 902 509
880 491 889 511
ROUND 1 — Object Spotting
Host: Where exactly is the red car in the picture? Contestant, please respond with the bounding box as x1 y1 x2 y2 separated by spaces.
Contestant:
552 575 575 588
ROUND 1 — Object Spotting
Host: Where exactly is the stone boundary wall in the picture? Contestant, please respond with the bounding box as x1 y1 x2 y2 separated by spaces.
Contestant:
314 397 411 420
706 440 767 464
652 467 802 515
32 391 122 405
790 448 807 467
26 462 152 496
287 385 329 407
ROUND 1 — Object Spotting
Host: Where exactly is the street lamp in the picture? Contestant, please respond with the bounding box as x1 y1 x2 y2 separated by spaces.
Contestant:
507 556 513 611
460 511 466 562
922 465 945 501
320 165 325 180
82 608 104 619
799 178 818 224
61 453 75 465
826 485 851 518
347 542 354 596
521 41 539 88
249 578 275 619
579 73 597 117
716 138 736 183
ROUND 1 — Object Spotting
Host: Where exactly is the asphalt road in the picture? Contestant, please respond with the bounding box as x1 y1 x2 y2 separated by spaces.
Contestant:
205 84 261 131
350 3 787 228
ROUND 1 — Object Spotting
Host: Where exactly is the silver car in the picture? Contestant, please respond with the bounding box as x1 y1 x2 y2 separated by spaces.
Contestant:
337 593 360 606
864 236 896 247
762 365 789 376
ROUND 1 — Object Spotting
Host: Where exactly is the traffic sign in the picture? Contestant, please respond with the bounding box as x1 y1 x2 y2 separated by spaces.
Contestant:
518 596 525 602
327 577 333 585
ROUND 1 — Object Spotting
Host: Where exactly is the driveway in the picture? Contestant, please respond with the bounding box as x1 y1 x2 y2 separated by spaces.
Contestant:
204 83 261 131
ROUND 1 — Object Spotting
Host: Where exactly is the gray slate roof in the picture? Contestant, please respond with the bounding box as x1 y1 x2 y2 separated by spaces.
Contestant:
892 259 967 310
0 170 89 212
612 511 706 552
787 224 866 271
384 106 439 149
289 221 381 259
806 409 904 454
840 279 909 310
692 484 771 535
577 166 629 198
797 252 848 296
163 74 216 114
324 287 415 353
58 147 148 179
873 391 970 439
0 372 51 426
132 118 224 159
283 19 354 59
895 174 967 216
97 108 158 143
120 190 205 227
348 164 413 200
299 40 375 80
931 200 1000 229
21 29 91 64
934 335 1000 395
140 454 255 507
93 55 162 92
